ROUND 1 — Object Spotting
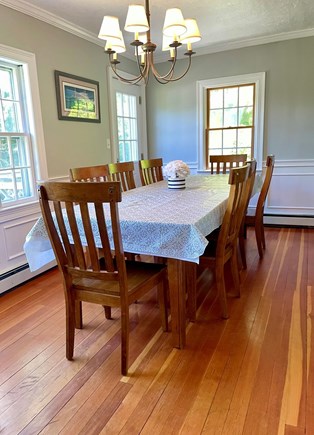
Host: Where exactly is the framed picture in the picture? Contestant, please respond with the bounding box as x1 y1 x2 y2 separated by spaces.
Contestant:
54 70 101 122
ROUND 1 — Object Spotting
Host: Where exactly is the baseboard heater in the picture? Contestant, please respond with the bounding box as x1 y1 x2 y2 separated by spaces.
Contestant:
264 213 314 228
0 263 29 281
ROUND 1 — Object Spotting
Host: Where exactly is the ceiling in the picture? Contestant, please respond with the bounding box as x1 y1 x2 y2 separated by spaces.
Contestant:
2 0 314 60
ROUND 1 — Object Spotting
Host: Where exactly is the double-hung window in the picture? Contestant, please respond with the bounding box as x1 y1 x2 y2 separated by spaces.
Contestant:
0 62 36 206
197 73 265 171
206 84 255 161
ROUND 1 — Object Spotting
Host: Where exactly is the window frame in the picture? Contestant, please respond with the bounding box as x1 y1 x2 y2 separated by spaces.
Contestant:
0 43 48 210
197 72 265 171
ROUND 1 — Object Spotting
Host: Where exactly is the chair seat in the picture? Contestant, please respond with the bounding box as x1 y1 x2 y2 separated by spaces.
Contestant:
72 260 166 302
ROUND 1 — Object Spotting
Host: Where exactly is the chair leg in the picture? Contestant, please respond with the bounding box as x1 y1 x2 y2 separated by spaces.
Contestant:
75 300 83 329
103 306 112 319
255 222 264 259
238 232 247 270
215 264 229 319
157 280 169 332
230 250 241 297
120 307 129 376
66 297 76 360
261 223 266 250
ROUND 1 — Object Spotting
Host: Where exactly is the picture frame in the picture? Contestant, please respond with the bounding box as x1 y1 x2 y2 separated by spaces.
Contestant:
54 70 101 122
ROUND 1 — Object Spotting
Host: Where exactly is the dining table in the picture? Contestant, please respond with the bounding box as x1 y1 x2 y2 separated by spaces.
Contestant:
24 174 230 349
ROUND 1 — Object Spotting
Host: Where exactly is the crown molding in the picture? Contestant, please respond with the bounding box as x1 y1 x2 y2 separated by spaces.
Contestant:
154 27 314 63
2 0 314 63
0 0 103 46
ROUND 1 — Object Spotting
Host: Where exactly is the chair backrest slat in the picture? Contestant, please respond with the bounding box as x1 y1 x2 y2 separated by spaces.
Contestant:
39 181 124 283
210 154 247 174
108 161 136 191
70 164 110 182
139 158 164 186
256 155 275 217
216 164 250 257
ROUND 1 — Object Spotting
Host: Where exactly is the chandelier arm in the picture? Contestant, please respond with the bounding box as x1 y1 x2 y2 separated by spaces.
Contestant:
161 55 193 82
148 51 177 80
110 62 145 85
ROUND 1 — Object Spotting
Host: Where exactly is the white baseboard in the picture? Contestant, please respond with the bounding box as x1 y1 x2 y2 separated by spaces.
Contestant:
0 260 56 295
264 215 314 227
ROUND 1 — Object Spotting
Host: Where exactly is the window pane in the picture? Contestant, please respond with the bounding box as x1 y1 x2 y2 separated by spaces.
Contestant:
224 108 238 127
12 136 30 167
0 138 10 168
0 69 14 100
210 109 223 128
130 118 138 141
124 142 131 161
238 128 252 148
210 89 223 109
16 167 33 199
129 95 136 117
117 117 124 140
123 118 130 140
116 92 122 116
119 141 125 161
224 87 238 108
122 94 130 117
239 85 254 106
3 101 20 132
238 147 252 158
223 129 237 149
0 169 15 202
209 130 222 150
238 107 253 126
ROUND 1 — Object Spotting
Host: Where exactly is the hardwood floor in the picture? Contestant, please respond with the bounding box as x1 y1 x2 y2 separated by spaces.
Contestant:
0 227 313 434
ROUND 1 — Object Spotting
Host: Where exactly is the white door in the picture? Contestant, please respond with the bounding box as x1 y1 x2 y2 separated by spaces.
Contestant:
108 69 147 163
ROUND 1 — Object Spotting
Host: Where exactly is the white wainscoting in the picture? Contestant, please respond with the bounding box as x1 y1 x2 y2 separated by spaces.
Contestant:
0 175 68 294
193 158 314 226
263 159 314 226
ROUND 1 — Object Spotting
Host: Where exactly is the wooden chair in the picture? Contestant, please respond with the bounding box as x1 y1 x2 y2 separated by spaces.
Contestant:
241 155 275 259
210 154 247 174
69 164 110 182
38 181 168 375
139 158 164 186
108 161 136 191
197 164 251 319
238 159 257 269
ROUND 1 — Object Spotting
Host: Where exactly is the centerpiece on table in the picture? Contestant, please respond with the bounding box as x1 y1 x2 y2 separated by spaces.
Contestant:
163 160 190 189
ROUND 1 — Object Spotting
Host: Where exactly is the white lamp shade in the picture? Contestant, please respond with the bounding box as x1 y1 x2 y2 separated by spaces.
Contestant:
125 5 149 33
180 19 201 44
163 8 187 37
105 31 126 53
98 16 121 40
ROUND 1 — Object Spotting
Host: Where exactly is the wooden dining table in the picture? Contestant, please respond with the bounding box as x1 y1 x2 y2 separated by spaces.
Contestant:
24 174 230 348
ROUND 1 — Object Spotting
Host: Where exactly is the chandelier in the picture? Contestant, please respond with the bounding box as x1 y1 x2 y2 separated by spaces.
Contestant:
98 0 201 85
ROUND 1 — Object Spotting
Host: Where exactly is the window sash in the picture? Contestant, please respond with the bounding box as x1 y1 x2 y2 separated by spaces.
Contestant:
0 62 36 207
206 83 256 168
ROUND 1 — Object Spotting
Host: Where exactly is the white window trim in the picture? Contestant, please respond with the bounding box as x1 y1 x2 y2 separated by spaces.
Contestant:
0 43 48 208
196 72 265 171
107 67 147 163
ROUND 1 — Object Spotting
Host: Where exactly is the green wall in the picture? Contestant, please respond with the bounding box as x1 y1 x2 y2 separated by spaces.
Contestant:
0 4 134 178
146 36 314 164
1 4 313 175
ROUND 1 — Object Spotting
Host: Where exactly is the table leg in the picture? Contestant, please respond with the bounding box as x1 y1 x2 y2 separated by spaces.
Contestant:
167 258 186 349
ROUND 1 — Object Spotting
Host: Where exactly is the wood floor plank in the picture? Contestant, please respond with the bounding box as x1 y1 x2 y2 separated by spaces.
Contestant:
0 228 313 434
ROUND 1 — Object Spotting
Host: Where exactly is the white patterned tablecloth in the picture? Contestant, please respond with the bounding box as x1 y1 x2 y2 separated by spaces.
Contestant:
24 174 230 271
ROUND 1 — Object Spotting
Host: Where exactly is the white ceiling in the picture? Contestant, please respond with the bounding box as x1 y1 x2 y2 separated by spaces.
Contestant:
2 0 314 60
